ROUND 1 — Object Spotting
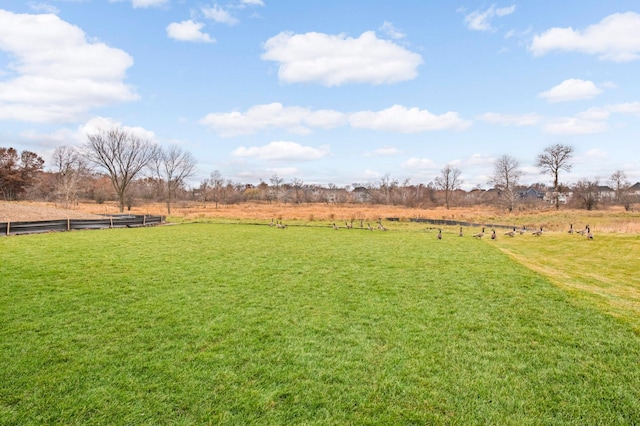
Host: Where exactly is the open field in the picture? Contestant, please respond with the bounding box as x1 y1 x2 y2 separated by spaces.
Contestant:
3 200 640 233
2 223 640 424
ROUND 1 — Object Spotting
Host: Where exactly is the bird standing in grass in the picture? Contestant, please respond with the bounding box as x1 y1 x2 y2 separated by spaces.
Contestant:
587 225 594 240
332 223 339 230
568 223 574 234
491 229 496 240
367 223 374 231
532 227 543 236
505 227 516 237
473 227 485 238
437 229 442 240
519 225 527 235
459 226 463 237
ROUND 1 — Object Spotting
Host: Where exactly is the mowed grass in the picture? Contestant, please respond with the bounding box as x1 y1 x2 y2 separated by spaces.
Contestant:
1 224 640 425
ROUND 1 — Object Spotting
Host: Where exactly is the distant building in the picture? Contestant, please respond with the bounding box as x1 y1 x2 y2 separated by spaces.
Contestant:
518 187 544 200
597 185 616 200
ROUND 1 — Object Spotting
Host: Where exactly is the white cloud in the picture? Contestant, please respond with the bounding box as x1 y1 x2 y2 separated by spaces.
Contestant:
585 148 607 159
231 141 330 161
464 4 516 32
606 101 640 115
544 117 608 135
19 116 156 151
202 5 239 25
110 0 169 8
166 20 215 43
81 116 156 141
478 112 542 126
28 2 60 14
379 21 406 39
199 103 347 137
530 12 640 62
539 79 603 103
349 105 471 132
0 10 138 123
241 0 265 5
576 107 610 121
261 31 423 86
365 147 401 157
402 157 438 169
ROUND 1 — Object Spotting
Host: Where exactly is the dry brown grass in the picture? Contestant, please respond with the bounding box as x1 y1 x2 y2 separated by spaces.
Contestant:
3 200 640 233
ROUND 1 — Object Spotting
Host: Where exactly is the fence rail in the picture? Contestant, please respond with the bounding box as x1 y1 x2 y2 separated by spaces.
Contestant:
1 215 165 236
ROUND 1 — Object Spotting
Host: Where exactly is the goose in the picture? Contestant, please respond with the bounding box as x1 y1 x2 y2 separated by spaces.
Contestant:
345 221 353 229
491 229 497 240
519 225 527 235
377 220 387 231
568 223 574 234
367 223 374 231
268 218 275 227
505 227 516 237
531 227 543 236
332 223 339 230
473 227 485 238
577 225 589 236
587 225 594 240
437 229 442 240
459 226 463 237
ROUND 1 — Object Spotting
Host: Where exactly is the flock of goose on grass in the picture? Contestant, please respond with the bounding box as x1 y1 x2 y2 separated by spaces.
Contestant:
460 223 593 240
268 218 594 240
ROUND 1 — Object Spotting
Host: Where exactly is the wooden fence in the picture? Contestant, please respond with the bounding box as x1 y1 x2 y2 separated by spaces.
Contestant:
0 215 165 236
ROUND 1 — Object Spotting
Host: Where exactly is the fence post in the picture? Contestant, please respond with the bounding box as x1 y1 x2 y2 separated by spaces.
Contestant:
6 221 9 236
67 218 70 231
143 215 146 226
110 217 113 228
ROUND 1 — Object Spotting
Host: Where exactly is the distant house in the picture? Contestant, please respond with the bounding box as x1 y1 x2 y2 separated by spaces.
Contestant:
518 187 544 200
598 185 616 200
630 182 640 196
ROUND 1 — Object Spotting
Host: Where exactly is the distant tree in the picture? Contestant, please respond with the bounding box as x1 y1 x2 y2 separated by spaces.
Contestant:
270 173 284 203
0 147 45 201
573 179 600 210
208 170 226 209
489 154 522 212
52 146 88 209
151 145 197 214
291 177 304 203
378 174 399 205
435 165 462 209
610 169 630 205
85 127 159 212
536 144 574 210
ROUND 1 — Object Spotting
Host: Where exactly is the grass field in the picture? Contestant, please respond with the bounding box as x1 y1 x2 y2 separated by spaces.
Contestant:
1 223 640 424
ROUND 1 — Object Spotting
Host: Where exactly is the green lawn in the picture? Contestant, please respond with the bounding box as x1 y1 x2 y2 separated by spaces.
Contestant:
1 224 639 425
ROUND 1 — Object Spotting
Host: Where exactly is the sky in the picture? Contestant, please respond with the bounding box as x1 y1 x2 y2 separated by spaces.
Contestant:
1 0 640 190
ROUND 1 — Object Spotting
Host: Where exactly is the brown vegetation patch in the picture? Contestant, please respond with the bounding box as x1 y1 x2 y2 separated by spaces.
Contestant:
3 200 639 233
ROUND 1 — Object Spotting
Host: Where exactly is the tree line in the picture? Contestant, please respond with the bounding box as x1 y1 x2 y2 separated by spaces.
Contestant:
1 130 637 212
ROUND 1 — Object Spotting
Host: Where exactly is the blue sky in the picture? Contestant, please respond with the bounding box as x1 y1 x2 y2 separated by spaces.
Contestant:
1 0 639 189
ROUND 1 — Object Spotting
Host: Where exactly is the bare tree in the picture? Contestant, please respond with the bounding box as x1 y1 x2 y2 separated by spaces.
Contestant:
536 144 574 210
208 170 225 209
489 154 522 212
572 179 600 210
435 165 462 209
152 145 197 214
610 169 630 204
85 127 159 212
270 173 284 203
52 146 88 209
291 177 304 203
